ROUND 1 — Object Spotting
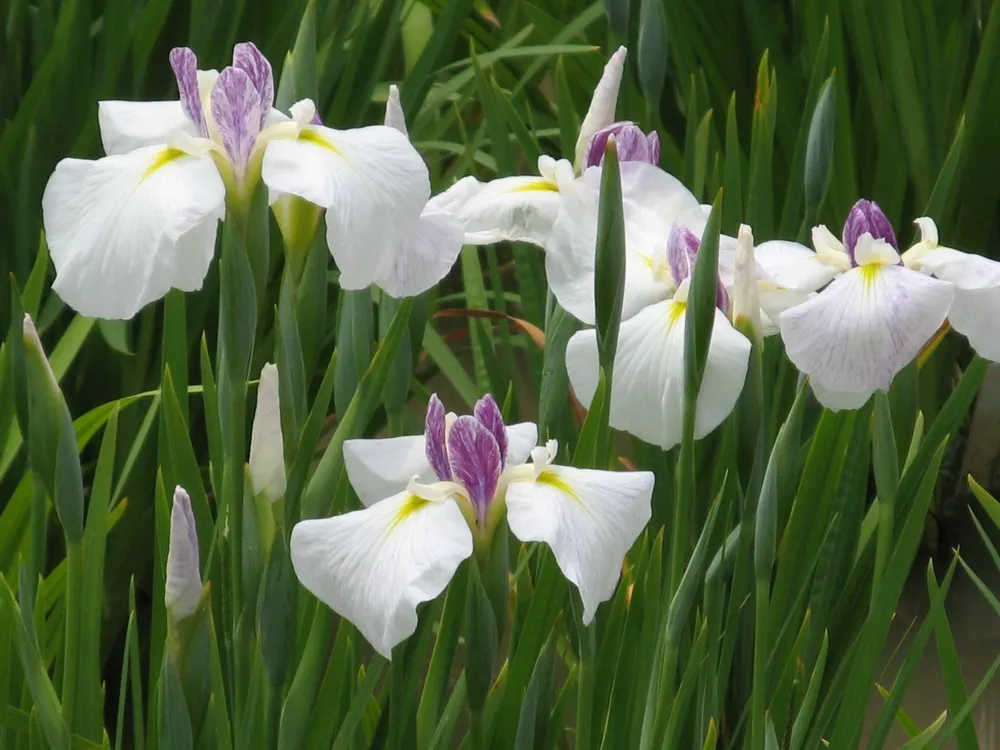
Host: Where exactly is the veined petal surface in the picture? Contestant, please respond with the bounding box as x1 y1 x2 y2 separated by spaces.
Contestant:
262 124 429 290
779 265 954 410
290 492 474 658
754 240 843 293
344 435 436 508
506 464 653 624
565 302 750 449
452 174 562 246
371 209 464 298
42 145 225 319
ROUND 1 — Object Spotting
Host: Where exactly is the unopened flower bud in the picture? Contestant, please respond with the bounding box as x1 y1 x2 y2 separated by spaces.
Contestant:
843 199 898 261
249 363 286 502
165 487 204 620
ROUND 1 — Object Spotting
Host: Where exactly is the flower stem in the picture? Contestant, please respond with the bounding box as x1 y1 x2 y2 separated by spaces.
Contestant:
576 618 597 750
751 572 770 750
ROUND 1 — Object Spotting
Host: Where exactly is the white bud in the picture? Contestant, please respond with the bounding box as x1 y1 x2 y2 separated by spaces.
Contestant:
574 46 627 172
384 84 408 137
733 223 762 342
249 363 286 502
165 487 203 620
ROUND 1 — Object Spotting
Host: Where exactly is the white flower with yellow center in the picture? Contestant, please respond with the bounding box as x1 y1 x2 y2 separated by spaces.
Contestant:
290 393 654 658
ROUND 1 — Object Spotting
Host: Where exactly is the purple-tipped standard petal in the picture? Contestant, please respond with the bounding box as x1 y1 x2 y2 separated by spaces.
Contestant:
667 225 700 285
169 47 208 137
232 42 274 131
448 416 502 525
425 394 451 481
585 122 660 167
473 394 508 468
843 199 898 263
211 66 264 176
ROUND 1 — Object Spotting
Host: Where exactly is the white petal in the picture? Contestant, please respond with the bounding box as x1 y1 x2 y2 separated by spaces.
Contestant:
754 240 843 292
343 435 435 507
546 161 698 325
574 46 627 171
42 145 225 319
902 246 1000 360
505 464 653 623
372 209 464 298
98 100 193 155
506 422 539 467
261 125 430 289
566 301 750 449
779 265 954 409
426 175 486 214
249 363 285 501
290 493 474 658
808 381 873 411
452 175 562 246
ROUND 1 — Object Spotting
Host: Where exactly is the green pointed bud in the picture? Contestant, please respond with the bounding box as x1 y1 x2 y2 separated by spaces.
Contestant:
22 314 84 544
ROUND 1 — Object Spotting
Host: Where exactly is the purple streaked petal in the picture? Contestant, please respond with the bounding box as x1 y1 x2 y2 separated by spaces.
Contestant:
448 415 502 518
667 224 700 285
425 394 451 481
232 42 274 131
211 67 264 175
646 130 661 166
169 47 208 137
843 199 898 260
716 281 731 315
310 110 323 125
473 394 508 467
585 121 659 167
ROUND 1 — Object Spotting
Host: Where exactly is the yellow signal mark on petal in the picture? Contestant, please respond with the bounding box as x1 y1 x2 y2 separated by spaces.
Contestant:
141 147 186 182
298 128 343 157
387 495 430 536
508 180 558 194
667 301 687 330
537 471 585 507
859 264 881 289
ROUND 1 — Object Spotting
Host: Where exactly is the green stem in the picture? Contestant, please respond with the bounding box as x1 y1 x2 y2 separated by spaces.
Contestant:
576 620 596 750
872 494 894 602
751 574 770 750
470 709 485 750
388 649 406 750
61 541 84 733
669 411 696 598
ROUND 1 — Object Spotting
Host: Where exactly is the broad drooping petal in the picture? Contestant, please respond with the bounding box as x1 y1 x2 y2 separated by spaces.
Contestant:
904 219 1000 361
290 492 474 658
506 457 653 624
566 301 751 448
98 101 193 155
165 487 204 620
575 46 627 171
779 260 954 410
547 161 703 324
249 363 285 502
42 145 226 319
451 156 572 247
344 421 538 507
261 123 430 290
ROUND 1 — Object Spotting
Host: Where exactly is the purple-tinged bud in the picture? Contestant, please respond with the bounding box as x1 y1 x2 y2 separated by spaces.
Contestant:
166 487 204 620
842 199 898 262
585 122 660 168
425 394 451 481
666 225 700 285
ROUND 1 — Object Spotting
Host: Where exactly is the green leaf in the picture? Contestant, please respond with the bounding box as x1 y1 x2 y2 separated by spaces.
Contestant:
804 74 837 215
593 140 627 382
156 653 193 750
637 0 667 113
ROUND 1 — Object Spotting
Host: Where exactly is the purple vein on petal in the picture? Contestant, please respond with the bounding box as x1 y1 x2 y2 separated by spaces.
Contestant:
473 394 508 468
232 42 274 131
448 415 502 521
211 66 264 176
